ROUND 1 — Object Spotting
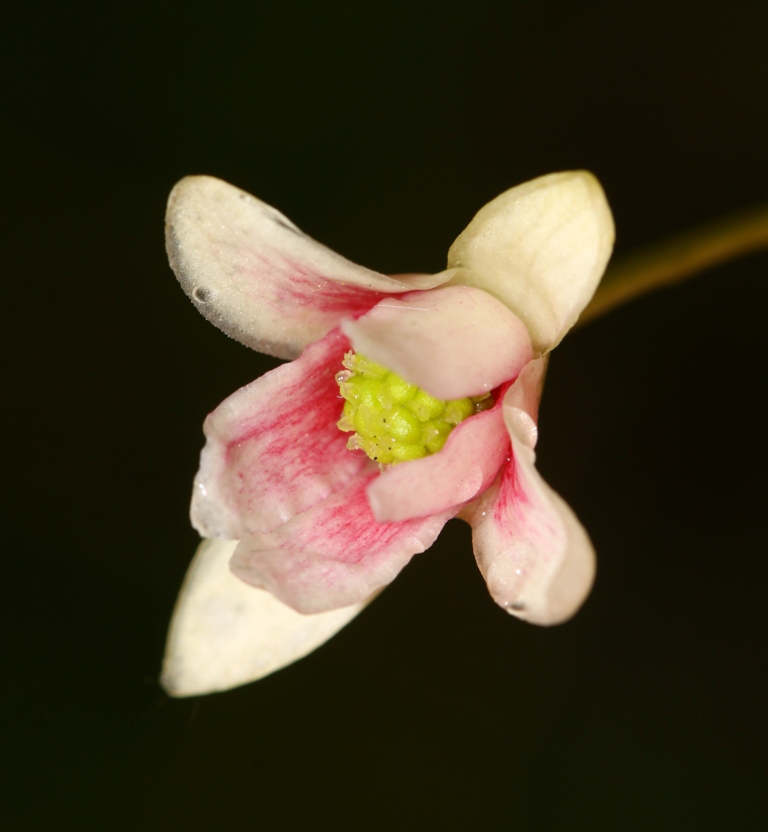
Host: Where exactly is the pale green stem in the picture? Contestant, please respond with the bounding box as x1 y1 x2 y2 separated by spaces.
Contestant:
577 203 768 327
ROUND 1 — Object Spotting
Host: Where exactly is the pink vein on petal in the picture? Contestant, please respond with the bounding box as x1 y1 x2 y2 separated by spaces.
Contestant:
231 473 456 613
192 328 371 539
262 253 392 318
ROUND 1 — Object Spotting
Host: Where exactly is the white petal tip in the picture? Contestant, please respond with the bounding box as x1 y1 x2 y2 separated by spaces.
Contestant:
161 538 366 696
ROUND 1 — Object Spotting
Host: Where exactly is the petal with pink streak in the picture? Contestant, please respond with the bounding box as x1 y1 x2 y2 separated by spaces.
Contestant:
166 176 453 359
464 359 595 624
341 285 533 400
230 474 455 614
192 328 372 540
367 403 510 523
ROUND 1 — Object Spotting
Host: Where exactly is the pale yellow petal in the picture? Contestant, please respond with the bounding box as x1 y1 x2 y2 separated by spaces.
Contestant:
448 171 615 354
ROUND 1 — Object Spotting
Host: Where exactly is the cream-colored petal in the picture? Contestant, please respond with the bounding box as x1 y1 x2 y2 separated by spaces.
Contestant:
166 176 451 359
448 171 615 355
160 538 368 696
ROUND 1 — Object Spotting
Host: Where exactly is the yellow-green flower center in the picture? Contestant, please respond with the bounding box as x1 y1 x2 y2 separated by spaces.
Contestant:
336 351 493 465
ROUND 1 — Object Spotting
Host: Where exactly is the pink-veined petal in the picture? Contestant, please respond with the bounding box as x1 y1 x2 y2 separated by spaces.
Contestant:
230 474 455 614
464 359 595 624
367 402 510 523
341 285 533 400
161 538 372 696
192 328 372 540
166 176 453 359
447 171 615 355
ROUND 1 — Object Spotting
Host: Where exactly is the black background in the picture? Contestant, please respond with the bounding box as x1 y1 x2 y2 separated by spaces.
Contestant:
3 1 767 829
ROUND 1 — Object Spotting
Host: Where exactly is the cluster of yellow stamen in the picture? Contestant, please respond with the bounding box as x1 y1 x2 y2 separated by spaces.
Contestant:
336 351 493 465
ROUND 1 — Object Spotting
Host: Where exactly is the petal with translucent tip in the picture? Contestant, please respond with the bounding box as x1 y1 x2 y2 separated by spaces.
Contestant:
341 285 532 400
463 360 595 624
166 176 452 359
192 328 371 540
161 538 369 697
367 402 510 523
447 171 615 355
231 474 455 614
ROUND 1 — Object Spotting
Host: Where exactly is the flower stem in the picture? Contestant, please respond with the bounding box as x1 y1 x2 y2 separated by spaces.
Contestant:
577 202 768 326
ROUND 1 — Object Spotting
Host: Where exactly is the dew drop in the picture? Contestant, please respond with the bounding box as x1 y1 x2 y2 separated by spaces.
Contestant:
192 285 210 304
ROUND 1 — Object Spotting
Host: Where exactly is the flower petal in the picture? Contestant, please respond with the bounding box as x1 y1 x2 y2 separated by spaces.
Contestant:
192 328 371 540
341 285 533 400
161 538 369 696
231 474 455 614
166 176 452 359
447 171 615 355
367 403 510 523
463 359 595 624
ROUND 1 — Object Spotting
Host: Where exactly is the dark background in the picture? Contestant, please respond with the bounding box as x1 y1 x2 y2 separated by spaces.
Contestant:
3 1 767 829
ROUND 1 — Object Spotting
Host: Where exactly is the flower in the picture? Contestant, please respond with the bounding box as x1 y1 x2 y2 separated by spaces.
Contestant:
161 172 614 696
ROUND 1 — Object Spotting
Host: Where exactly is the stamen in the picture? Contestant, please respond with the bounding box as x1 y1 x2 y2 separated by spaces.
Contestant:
336 351 493 465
